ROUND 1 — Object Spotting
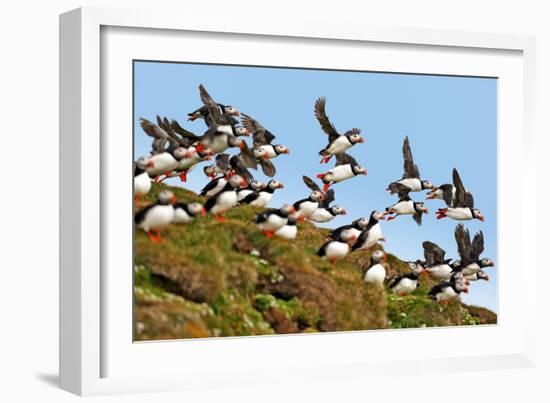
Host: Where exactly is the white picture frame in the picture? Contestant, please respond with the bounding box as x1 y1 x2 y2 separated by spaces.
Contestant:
60 6 537 396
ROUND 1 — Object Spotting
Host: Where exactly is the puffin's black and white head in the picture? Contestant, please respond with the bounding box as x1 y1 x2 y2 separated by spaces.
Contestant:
266 179 284 190
370 211 386 221
279 204 296 217
371 250 387 263
158 190 177 205
274 144 290 155
347 132 364 145
452 272 470 289
353 217 369 229
203 164 223 178
188 202 207 217
414 202 429 214
352 165 368 176
310 190 325 202
228 174 247 189
330 206 347 216
421 180 435 190
172 147 189 161
472 208 485 222
407 261 425 275
135 156 152 171
477 271 490 281
223 105 240 116
253 147 268 160
251 180 266 191
233 127 250 137
451 260 462 270
479 258 494 268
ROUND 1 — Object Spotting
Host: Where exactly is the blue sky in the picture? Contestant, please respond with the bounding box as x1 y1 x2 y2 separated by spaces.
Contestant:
134 61 498 312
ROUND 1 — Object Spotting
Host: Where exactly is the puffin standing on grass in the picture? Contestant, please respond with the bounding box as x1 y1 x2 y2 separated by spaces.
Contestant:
292 176 326 221
422 241 454 280
240 179 284 207
255 204 296 238
314 97 364 164
309 189 347 223
385 184 429 225
134 157 152 201
134 190 177 242
237 180 266 202
204 174 247 222
387 136 434 194
428 272 469 303
173 201 206 224
387 262 425 296
350 211 387 251
363 250 388 285
316 153 367 192
454 224 494 276
329 217 370 243
275 216 298 240
436 168 485 222
317 239 352 264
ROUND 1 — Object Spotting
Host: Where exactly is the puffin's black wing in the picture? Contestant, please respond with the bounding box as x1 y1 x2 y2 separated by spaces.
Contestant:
256 208 277 223
441 184 454 207
302 175 322 193
351 229 369 251
454 224 474 264
387 275 404 290
428 281 449 298
423 241 446 266
452 168 474 208
320 189 335 208
230 155 254 184
328 224 353 240
241 191 260 205
134 204 156 225
200 177 223 197
314 97 340 143
335 152 359 167
412 211 423 226
140 117 175 154
471 231 485 261
258 158 276 177
158 116 194 148
241 114 276 147
238 143 258 169
392 183 412 201
402 136 420 179
204 192 221 212
293 197 310 211
170 119 201 142
199 84 228 127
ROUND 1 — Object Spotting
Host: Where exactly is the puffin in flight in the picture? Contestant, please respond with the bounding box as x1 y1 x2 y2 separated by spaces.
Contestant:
204 174 247 221
436 168 484 221
316 153 367 192
422 241 454 281
292 176 326 221
428 272 469 303
387 261 425 296
314 97 364 163
309 189 347 223
240 179 284 208
255 204 296 238
426 183 455 202
363 250 387 285
187 93 240 122
387 136 434 194
385 184 429 225
134 190 177 242
454 224 494 276
350 211 387 251
241 113 289 177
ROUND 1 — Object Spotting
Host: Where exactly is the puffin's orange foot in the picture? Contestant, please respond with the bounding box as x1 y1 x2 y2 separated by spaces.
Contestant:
262 230 275 238
147 230 162 243
297 216 307 222
214 214 226 222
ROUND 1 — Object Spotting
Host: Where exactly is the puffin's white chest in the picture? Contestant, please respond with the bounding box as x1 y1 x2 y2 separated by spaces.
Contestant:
259 214 288 231
398 178 422 191
297 200 319 218
275 224 297 240
263 145 278 159
445 208 473 220
426 264 453 280
134 172 151 196
206 179 227 198
250 191 272 207
436 286 458 302
326 136 351 154
210 190 237 214
173 207 193 224
364 264 386 285
365 223 383 248
324 241 349 261
461 262 481 276
146 153 178 176
325 165 354 183
310 208 335 223
391 277 418 295
390 200 415 215
138 205 174 231
209 134 230 153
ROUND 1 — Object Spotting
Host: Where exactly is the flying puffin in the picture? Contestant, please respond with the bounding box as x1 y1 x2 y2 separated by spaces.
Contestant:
212 152 256 185
464 270 490 282
422 241 454 280
237 180 266 202
187 98 240 122
436 168 484 221
134 190 177 242
203 163 228 179
314 97 364 163
317 239 350 264
241 113 289 177
351 211 387 251
204 174 247 221
329 217 370 243
363 250 387 285
426 183 455 202
428 272 469 303
387 261 425 296
275 216 298 240
173 201 206 224
309 189 347 223
240 179 284 207
316 153 367 192
385 184 429 225
255 204 296 238
292 176 326 221
134 157 152 201
387 136 434 194
454 224 494 276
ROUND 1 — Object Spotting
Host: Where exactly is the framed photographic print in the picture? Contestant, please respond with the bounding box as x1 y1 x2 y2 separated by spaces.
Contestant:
60 7 537 396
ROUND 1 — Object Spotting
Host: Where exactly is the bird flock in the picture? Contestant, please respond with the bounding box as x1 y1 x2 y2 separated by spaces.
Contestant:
134 84 494 304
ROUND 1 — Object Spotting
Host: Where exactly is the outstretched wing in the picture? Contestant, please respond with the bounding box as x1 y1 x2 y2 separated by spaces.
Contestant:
241 114 276 147
391 183 411 201
440 184 454 207
471 231 485 261
258 158 276 177
452 168 474 208
423 241 446 266
215 153 231 171
319 189 335 208
454 224 473 264
199 84 224 126
140 117 172 154
302 175 322 193
335 152 359 167
170 119 200 142
412 211 423 226
402 136 420 179
314 97 340 142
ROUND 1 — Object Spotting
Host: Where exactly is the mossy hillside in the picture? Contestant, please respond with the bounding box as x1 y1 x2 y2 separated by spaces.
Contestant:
134 183 496 341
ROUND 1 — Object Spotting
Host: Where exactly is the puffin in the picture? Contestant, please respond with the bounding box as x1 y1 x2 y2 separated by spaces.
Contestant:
134 190 177 242
240 179 284 207
200 176 228 198
241 113 289 177
464 270 490 282
134 157 152 200
309 189 347 223
314 97 364 163
203 163 227 179
363 250 387 285
428 272 469 303
454 224 494 276
316 153 367 192
173 201 206 224
275 216 298 240
351 211 387 251
212 152 256 185
387 261 425 296
163 144 215 182
204 174 247 221
436 168 485 221
187 99 240 122
292 176 326 221
255 204 296 238
237 180 266 202
317 239 350 264
422 241 454 280
426 183 455 202
387 136 434 194
329 217 370 243
385 184 429 225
